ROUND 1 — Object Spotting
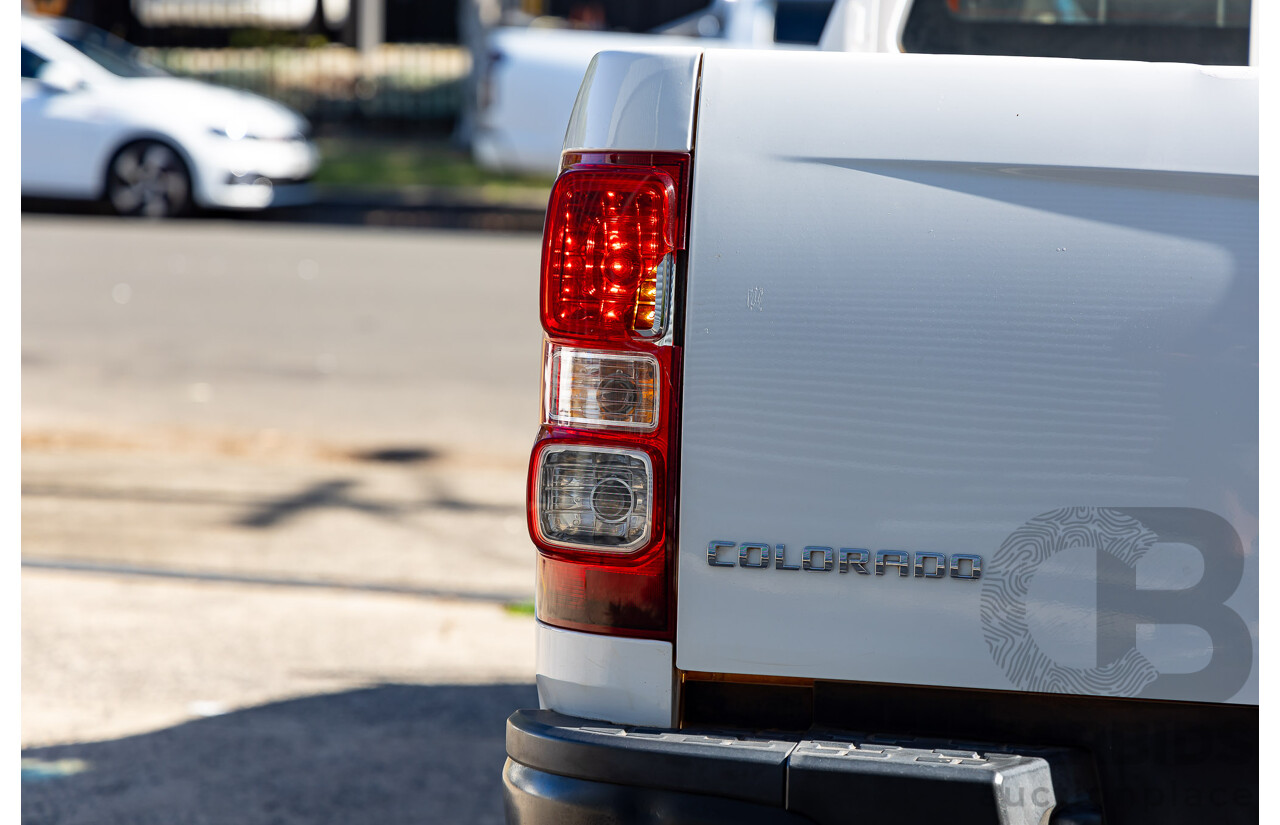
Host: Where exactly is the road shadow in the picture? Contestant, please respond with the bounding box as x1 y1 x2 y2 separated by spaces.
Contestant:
236 478 397 528
351 446 441 465
22 682 537 825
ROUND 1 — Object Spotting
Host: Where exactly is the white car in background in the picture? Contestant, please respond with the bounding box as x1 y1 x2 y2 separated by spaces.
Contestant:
472 0 837 176
21 14 320 217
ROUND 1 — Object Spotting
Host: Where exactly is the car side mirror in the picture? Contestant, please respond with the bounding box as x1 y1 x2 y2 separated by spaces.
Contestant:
37 61 86 93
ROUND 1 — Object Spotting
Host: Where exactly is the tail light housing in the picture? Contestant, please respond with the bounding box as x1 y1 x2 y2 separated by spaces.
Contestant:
527 152 689 641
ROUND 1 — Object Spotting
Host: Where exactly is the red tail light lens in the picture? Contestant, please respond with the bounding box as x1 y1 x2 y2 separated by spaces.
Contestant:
540 156 689 343
529 152 689 642
536 550 668 637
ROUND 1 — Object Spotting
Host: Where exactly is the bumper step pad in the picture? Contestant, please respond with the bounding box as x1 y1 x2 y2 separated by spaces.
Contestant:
504 709 1101 825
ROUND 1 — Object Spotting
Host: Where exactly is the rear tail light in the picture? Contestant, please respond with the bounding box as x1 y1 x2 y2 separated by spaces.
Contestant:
527 152 689 641
540 155 688 343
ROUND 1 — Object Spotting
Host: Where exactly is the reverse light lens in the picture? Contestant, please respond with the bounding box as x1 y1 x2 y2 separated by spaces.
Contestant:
540 166 677 342
535 445 653 552
545 344 660 432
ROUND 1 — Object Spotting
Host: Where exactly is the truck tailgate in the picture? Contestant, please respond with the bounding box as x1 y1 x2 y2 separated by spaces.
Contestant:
675 51 1257 704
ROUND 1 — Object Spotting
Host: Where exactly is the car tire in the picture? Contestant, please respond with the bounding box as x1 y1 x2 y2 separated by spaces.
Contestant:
105 140 192 219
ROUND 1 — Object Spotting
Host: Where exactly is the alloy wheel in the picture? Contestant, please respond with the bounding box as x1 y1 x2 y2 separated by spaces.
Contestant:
107 141 191 218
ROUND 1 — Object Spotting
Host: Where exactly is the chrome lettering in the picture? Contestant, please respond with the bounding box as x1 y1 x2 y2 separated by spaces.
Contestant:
707 540 735 567
839 548 870 574
774 543 801 570
738 542 771 568
802 546 834 572
875 550 911 577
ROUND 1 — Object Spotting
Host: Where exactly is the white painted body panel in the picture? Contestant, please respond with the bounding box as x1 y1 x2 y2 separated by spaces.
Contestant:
675 51 1257 705
562 50 702 156
21 16 319 210
535 622 675 728
474 28 696 176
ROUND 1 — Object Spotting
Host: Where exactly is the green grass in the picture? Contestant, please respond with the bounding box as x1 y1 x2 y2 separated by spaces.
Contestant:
503 600 536 617
313 136 554 194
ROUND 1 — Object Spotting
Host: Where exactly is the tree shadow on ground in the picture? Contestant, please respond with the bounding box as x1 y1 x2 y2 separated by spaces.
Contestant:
22 683 537 825
234 477 523 530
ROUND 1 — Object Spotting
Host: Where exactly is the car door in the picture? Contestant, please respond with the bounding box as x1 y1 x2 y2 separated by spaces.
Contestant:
21 43 114 200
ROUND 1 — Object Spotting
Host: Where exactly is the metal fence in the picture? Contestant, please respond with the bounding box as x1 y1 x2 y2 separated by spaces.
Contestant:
30 0 714 126
31 0 469 125
33 0 462 47
144 44 469 125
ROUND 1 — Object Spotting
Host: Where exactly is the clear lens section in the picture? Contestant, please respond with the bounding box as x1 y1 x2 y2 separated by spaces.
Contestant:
537 446 652 551
546 345 660 432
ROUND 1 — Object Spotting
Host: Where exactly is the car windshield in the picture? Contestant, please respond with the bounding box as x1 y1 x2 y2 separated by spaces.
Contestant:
54 22 168 78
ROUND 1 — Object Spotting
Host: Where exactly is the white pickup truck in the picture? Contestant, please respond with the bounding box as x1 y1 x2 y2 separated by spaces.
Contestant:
504 2 1257 823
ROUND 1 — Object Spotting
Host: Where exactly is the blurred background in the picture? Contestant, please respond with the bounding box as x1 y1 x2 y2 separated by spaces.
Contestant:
21 1 811 822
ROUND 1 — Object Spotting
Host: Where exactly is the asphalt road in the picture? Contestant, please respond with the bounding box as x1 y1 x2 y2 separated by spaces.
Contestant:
22 215 547 824
22 215 543 455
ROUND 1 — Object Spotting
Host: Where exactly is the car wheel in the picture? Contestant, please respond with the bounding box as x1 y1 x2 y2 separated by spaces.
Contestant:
106 141 192 218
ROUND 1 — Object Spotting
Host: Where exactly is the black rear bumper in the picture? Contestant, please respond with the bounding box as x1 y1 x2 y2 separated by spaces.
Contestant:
503 709 1101 825
504 759 811 825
